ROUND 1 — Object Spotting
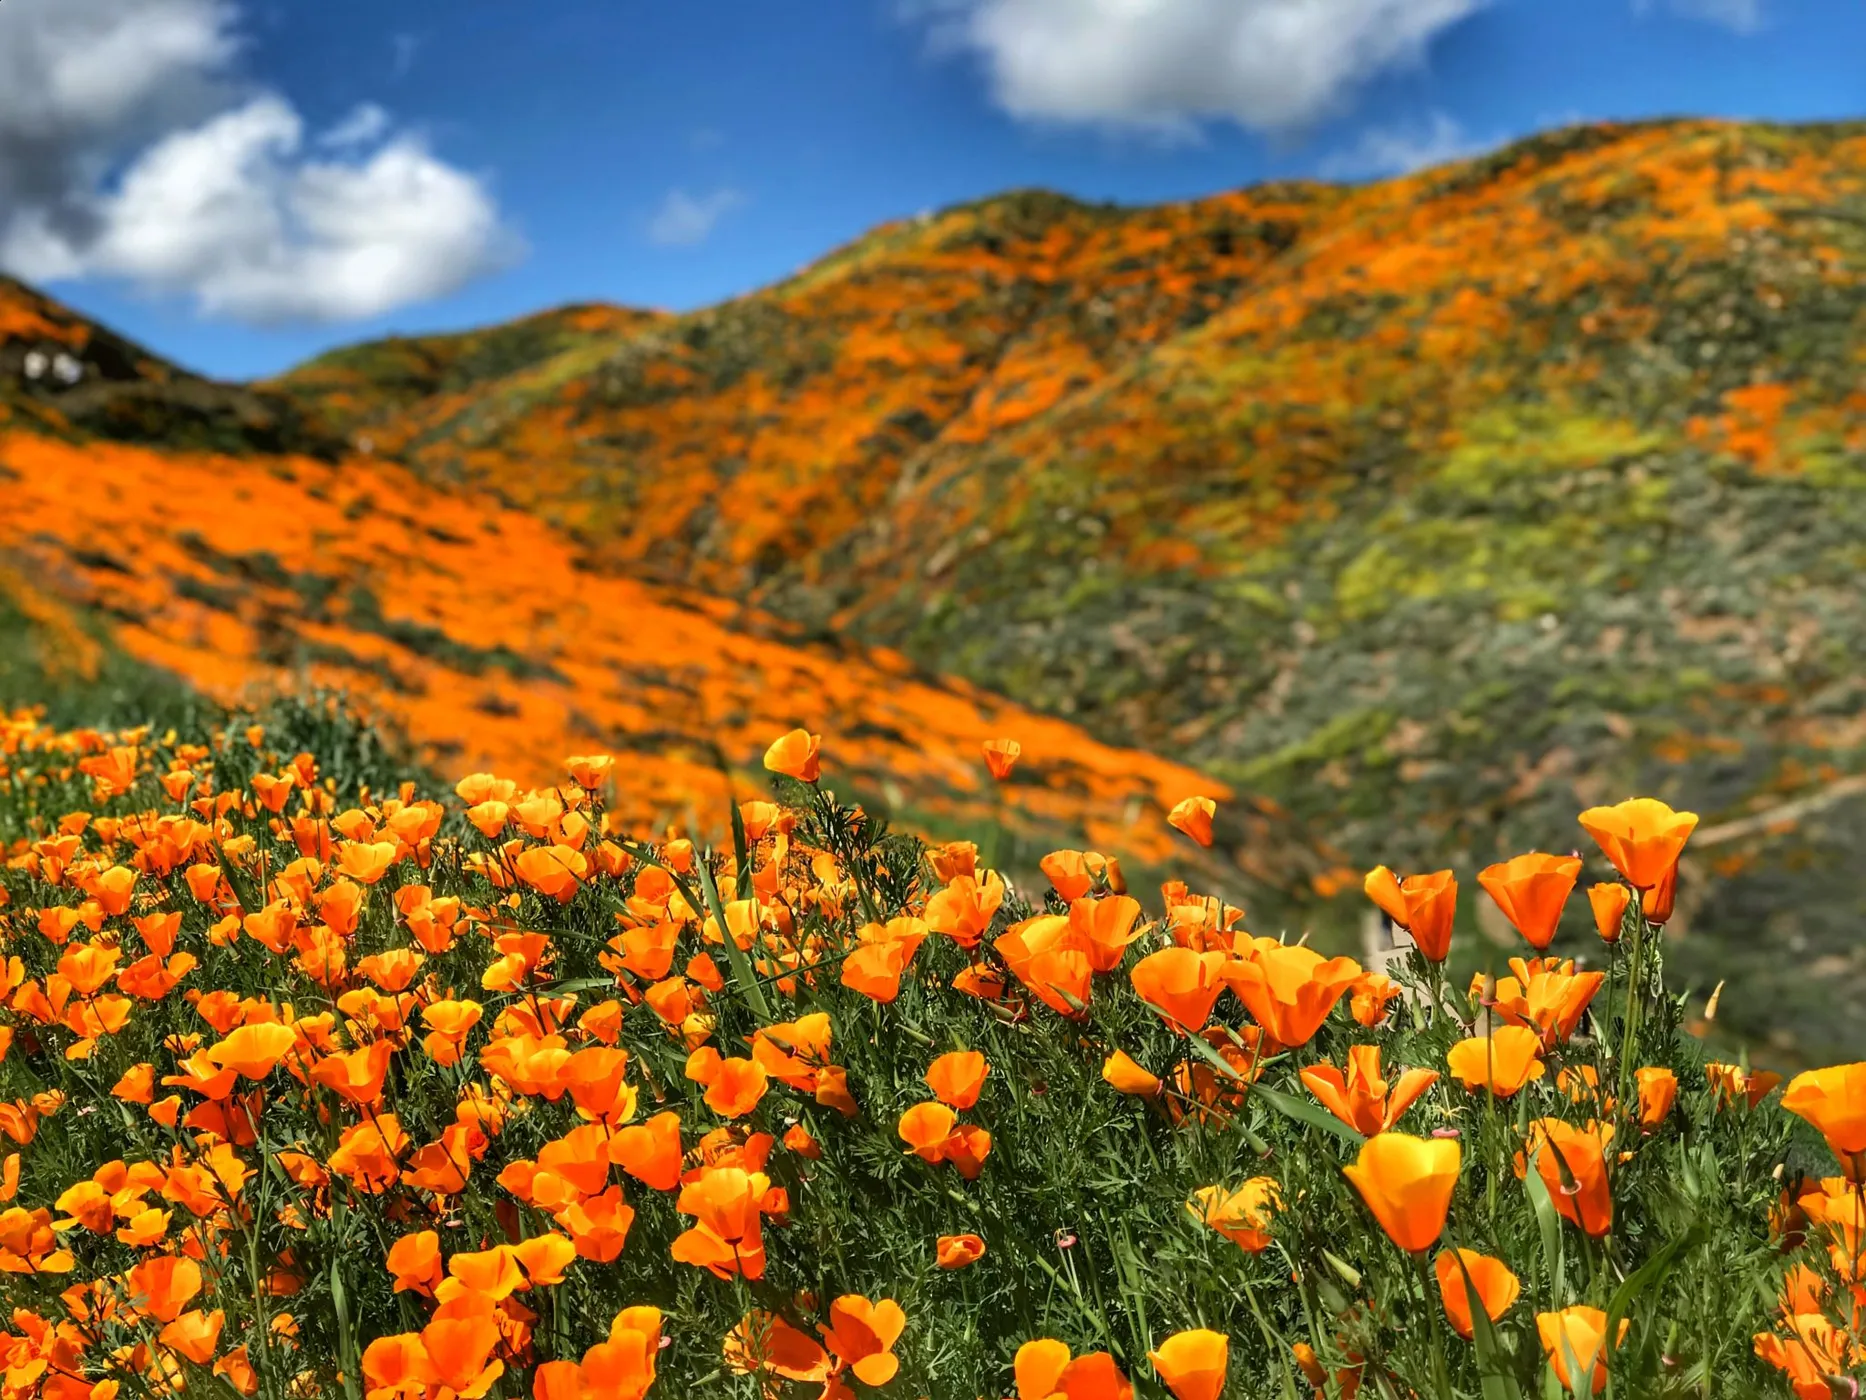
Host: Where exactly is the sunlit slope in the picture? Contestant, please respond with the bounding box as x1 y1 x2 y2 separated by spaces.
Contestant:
269 118 1866 1057
0 433 1301 887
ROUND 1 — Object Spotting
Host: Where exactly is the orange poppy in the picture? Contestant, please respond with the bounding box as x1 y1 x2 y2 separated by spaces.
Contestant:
1149 1330 1227 1400
936 1233 986 1269
1577 798 1698 889
1167 796 1216 847
819 1294 906 1387
672 1167 769 1281
1102 1051 1163 1098
1445 1027 1546 1098
1363 867 1458 963
1783 1064 1866 1176
1636 1067 1678 1130
1301 1045 1439 1136
1640 861 1678 924
421 1313 505 1397
926 1051 988 1109
1707 1061 1783 1111
763 729 821 782
1477 853 1582 950
127 1254 202 1323
1223 944 1362 1048
1129 948 1228 1035
1490 959 1606 1050
1070 895 1145 973
1537 1307 1627 1395
1187 1179 1280 1252
982 738 1022 780
1518 1119 1614 1236
1342 1133 1460 1254
610 1111 683 1191
310 1041 395 1107
1015 1339 1134 1400
387 1231 443 1297
160 1309 225 1365
924 874 1005 949
1434 1249 1520 1340
1349 971 1404 1028
205 1023 299 1080
1586 883 1631 943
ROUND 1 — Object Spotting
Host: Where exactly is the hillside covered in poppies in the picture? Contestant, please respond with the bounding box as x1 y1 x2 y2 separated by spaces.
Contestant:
4 116 1865 1061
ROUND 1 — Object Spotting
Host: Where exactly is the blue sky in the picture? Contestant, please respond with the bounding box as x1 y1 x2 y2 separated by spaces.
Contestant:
2 0 1861 380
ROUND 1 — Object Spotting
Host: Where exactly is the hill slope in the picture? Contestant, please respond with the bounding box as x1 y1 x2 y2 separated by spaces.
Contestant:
5 117 1865 1057
265 117 1866 1060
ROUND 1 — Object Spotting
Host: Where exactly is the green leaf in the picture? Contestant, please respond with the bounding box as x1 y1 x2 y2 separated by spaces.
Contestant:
1524 1148 1566 1304
1253 1081 1367 1145
1602 1225 1703 1400
694 855 772 1020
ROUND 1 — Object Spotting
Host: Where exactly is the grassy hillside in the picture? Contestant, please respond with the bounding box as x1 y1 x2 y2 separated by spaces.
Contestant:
264 118 1866 1061
5 117 1863 1058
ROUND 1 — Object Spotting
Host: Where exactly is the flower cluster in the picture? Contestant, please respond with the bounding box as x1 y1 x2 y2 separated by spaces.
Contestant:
0 711 1849 1398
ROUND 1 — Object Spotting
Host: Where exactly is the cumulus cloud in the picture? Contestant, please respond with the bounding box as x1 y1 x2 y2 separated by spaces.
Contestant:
0 0 515 325
913 0 1488 135
647 187 744 247
1319 111 1498 179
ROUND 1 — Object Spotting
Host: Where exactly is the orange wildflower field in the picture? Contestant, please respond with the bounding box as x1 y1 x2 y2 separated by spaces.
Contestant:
0 708 1857 1399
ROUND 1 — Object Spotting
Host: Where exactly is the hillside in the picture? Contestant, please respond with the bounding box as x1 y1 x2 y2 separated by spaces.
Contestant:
4 116 1865 1058
259 117 1866 1061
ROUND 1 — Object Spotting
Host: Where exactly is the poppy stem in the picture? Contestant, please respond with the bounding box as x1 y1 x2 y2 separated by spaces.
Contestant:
1414 1251 1455 1400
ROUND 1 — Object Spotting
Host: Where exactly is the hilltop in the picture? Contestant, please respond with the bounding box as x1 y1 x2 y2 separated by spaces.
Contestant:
4 116 1866 1057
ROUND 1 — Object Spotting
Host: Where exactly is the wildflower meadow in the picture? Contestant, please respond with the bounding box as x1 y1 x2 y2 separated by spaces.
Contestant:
0 703 1856 1400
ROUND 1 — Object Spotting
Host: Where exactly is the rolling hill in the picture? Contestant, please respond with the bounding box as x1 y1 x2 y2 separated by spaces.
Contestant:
5 116 1866 1058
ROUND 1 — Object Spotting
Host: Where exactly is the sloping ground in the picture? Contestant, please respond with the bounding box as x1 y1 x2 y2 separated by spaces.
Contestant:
0 432 1307 891
266 184 1342 580
262 118 1866 1060
0 277 340 457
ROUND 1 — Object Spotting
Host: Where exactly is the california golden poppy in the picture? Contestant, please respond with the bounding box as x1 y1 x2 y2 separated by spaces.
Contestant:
1223 944 1361 1048
1363 867 1458 963
1783 1063 1866 1177
819 1294 905 1386
983 738 1022 780
1015 1339 1134 1400
1168 796 1217 848
1188 1179 1279 1252
1445 1027 1546 1097
926 1051 988 1110
1577 798 1698 890
1434 1249 1520 1340
1636 1067 1678 1131
763 729 822 783
1149 1330 1227 1400
1130 948 1228 1035
1586 883 1631 943
1519 1119 1614 1236
1342 1133 1460 1254
1537 1307 1627 1395
936 1233 986 1269
1102 1050 1163 1098
1301 1045 1439 1136
1478 852 1582 950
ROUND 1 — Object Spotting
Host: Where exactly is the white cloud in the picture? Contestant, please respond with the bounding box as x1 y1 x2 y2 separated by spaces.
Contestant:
318 103 390 149
647 187 744 247
0 0 515 325
913 0 1488 135
1319 111 1497 179
1636 0 1764 32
